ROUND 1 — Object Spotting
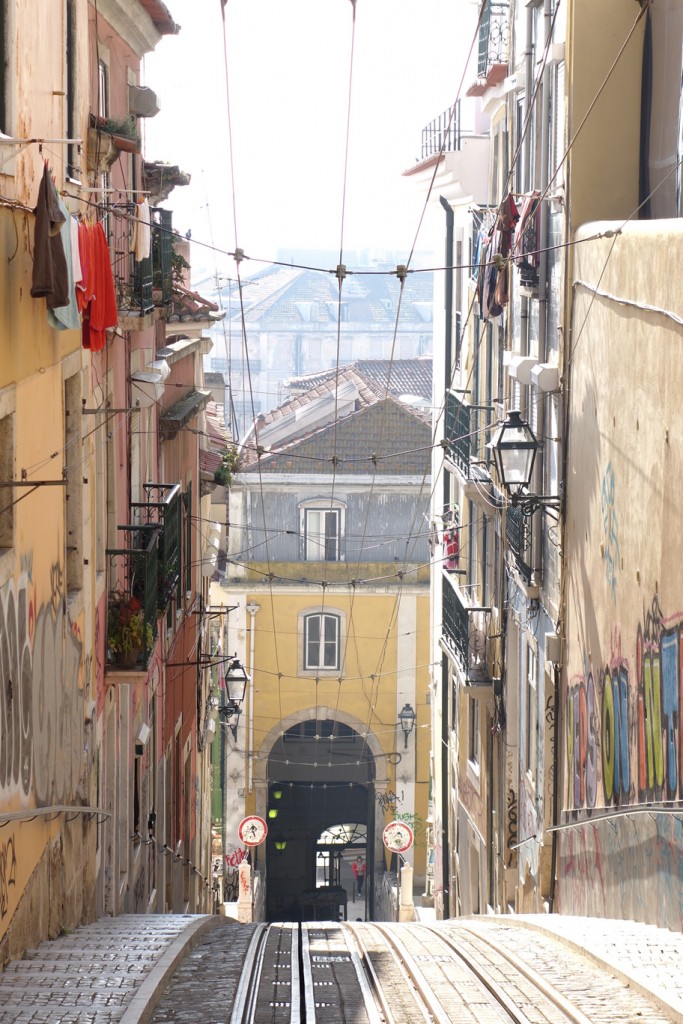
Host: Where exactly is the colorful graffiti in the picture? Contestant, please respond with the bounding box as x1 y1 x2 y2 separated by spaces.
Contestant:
566 597 683 811
0 576 83 804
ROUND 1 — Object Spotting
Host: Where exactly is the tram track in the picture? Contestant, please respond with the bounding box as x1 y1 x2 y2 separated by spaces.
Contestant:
226 918 670 1024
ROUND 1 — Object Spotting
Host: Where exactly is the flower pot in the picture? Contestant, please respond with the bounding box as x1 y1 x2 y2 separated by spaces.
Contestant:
117 646 141 670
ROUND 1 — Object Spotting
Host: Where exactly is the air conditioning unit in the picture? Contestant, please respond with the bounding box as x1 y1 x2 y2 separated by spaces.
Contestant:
545 632 562 665
135 722 151 756
129 85 160 118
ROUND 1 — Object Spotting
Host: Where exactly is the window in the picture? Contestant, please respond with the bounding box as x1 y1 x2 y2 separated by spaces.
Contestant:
467 697 480 771
300 499 345 562
306 508 339 561
98 59 109 118
304 612 340 671
525 640 538 783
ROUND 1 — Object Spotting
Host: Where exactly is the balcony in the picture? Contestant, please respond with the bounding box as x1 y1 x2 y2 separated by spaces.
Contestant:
109 205 174 325
106 532 158 674
442 576 496 686
131 483 183 610
444 391 495 480
467 1 510 95
505 503 533 584
420 101 462 160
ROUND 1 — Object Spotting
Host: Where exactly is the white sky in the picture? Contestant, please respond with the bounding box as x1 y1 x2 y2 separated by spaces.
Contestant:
143 0 477 275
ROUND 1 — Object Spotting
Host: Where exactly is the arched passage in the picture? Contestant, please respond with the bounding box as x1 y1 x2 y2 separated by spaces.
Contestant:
256 710 386 921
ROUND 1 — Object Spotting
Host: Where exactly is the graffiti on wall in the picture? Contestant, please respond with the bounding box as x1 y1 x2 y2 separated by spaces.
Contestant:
0 835 17 919
395 811 426 844
601 462 620 602
0 575 83 804
376 789 404 814
566 597 683 812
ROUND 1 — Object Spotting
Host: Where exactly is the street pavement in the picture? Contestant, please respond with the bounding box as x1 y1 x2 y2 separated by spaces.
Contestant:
0 912 681 1023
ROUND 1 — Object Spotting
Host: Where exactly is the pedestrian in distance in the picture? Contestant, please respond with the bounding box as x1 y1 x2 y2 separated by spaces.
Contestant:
351 856 366 896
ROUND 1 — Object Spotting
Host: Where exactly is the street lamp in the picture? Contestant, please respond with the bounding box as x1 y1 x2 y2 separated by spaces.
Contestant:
217 699 242 739
489 410 561 517
398 703 417 749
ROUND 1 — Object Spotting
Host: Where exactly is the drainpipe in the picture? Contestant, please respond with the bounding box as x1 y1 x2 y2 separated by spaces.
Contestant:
532 0 553 572
439 196 454 383
519 2 535 379
441 653 451 917
439 197 455 511
246 600 260 793
548 661 560 912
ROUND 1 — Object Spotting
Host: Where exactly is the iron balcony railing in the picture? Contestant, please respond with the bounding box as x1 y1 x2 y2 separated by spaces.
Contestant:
420 100 462 160
505 504 533 582
106 531 159 672
442 576 494 685
109 205 174 317
445 392 495 476
477 0 510 79
131 483 183 610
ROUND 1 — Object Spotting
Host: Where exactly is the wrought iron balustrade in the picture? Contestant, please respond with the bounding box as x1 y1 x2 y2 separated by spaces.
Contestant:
445 392 495 475
106 531 159 671
442 576 494 685
108 205 173 316
420 101 462 160
477 0 510 79
505 503 533 582
131 482 183 610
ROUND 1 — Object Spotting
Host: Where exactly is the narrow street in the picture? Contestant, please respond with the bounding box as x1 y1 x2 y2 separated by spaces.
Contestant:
0 914 681 1024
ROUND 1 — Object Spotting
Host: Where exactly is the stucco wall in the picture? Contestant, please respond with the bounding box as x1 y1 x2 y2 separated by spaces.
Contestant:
559 219 683 928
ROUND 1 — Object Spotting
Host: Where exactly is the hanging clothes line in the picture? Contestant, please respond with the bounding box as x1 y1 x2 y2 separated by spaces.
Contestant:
0 135 82 170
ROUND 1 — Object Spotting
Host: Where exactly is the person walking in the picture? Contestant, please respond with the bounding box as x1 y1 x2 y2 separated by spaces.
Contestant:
351 856 366 897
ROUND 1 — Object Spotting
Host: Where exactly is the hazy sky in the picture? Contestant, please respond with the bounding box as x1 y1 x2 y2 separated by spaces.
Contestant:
143 0 477 274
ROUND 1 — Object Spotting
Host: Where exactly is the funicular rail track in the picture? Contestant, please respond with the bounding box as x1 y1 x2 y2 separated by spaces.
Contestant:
227 919 672 1024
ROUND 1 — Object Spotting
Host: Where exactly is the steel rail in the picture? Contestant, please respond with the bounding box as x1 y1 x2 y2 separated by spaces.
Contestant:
228 923 269 1024
428 922 594 1024
343 922 432 1024
336 924 385 1024
366 923 453 1024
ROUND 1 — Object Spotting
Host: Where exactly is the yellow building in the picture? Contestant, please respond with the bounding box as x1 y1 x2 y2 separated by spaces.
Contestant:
215 361 432 920
0 0 220 961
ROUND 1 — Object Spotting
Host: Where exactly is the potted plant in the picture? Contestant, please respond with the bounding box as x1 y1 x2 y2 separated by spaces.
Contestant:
213 445 241 487
107 591 153 668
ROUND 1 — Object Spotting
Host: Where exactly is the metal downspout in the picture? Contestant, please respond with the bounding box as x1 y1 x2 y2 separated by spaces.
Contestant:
440 196 455 509
532 0 553 572
441 653 451 918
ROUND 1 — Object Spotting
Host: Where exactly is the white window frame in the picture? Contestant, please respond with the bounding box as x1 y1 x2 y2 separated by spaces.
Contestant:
300 609 343 674
300 498 346 562
466 696 481 791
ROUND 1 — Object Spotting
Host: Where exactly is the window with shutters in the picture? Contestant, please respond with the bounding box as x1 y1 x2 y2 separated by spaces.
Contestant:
300 498 346 562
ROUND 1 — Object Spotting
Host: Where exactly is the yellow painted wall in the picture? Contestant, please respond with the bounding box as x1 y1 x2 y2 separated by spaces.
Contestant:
561 219 683 927
567 0 644 229
241 585 431 883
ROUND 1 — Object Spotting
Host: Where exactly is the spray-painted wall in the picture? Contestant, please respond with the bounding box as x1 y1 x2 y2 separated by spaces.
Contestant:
560 221 683 929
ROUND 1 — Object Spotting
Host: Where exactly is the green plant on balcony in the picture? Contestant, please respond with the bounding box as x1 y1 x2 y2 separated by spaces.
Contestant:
107 591 153 668
214 445 241 487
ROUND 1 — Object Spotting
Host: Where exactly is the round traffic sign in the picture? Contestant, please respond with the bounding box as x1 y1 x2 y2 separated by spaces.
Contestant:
382 820 414 853
238 815 268 846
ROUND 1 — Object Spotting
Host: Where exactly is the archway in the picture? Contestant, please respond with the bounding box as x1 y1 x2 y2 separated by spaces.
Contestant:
262 717 379 921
